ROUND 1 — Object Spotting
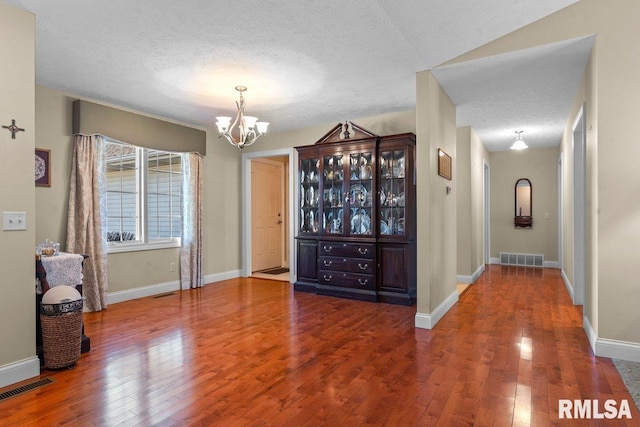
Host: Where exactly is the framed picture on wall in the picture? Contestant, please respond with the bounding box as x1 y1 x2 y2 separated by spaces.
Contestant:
437 148 452 180
35 148 51 187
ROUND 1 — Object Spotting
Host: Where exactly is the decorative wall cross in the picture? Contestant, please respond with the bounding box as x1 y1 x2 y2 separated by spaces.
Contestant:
2 119 25 139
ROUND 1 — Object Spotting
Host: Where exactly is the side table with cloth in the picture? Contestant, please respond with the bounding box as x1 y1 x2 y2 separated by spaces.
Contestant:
35 253 91 361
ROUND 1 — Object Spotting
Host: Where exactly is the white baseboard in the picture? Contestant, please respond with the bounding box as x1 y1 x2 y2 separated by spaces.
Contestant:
415 290 458 330
561 269 575 303
583 314 597 352
0 357 40 389
489 257 500 265
581 315 640 362
595 338 640 363
204 269 241 285
107 269 242 305
457 264 486 284
456 275 473 284
108 279 180 305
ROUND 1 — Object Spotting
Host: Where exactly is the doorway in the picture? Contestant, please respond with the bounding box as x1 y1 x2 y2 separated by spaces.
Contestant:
241 148 296 283
251 158 286 272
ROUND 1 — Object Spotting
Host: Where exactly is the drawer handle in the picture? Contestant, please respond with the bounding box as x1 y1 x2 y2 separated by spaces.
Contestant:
358 247 368 255
323 245 333 253
358 278 369 286
358 263 368 270
323 274 333 282
323 260 332 267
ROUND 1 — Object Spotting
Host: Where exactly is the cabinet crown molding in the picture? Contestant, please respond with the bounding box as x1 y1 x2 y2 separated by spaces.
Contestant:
315 121 378 145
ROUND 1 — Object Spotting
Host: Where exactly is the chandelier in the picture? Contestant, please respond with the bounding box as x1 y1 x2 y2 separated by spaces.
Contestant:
215 86 269 149
510 130 528 150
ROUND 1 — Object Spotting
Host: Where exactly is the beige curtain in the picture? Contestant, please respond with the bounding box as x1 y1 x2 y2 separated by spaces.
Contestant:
66 134 109 311
180 152 204 289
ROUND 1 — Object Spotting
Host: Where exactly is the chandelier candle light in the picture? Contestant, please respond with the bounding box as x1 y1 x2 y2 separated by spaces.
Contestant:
510 130 528 150
215 86 269 149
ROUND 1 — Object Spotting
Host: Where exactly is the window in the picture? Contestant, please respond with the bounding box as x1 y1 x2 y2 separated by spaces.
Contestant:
105 140 183 252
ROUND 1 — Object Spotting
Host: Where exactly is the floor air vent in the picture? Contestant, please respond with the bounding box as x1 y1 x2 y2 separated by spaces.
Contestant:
0 377 54 402
500 252 544 267
154 292 176 299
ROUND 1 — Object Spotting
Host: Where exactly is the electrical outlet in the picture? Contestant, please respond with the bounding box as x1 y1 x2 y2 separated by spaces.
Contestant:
545 212 550 220
170 262 176 272
3 211 27 231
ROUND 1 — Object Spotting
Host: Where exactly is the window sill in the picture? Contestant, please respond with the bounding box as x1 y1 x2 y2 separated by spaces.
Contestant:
107 240 181 254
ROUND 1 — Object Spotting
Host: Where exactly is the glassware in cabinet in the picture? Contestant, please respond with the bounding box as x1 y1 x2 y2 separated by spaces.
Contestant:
322 154 345 234
379 149 406 236
347 152 374 236
299 157 320 233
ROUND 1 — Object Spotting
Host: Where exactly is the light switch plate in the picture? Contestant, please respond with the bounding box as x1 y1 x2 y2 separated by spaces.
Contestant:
3 211 27 231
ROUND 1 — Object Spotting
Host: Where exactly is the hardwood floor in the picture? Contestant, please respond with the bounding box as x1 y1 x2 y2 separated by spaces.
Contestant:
2 265 638 426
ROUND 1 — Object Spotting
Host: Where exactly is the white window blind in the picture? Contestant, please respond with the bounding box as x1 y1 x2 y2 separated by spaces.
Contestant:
105 140 183 252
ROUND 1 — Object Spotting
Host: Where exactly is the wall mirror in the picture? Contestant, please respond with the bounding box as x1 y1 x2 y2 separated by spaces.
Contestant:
514 178 532 227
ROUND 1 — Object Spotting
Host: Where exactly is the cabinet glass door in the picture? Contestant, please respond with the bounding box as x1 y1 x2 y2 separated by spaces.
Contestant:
347 152 373 236
322 154 345 234
379 150 406 236
299 157 320 234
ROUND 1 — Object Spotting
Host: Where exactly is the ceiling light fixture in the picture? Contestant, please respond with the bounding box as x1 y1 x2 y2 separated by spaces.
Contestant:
510 130 528 150
215 86 269 149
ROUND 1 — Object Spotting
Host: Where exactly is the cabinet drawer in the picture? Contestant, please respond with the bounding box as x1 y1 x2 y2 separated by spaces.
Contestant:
319 256 374 274
319 241 373 259
319 270 374 290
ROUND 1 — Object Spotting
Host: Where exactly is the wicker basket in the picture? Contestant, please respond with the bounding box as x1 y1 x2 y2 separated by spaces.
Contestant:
40 298 83 369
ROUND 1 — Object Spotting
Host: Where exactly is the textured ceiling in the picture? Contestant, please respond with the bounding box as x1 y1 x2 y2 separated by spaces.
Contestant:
5 0 583 150
432 35 595 151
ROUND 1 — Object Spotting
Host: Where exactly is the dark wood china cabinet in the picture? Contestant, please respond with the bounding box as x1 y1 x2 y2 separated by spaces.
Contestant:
295 122 416 305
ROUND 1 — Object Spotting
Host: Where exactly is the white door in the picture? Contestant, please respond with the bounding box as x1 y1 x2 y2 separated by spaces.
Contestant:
252 159 284 271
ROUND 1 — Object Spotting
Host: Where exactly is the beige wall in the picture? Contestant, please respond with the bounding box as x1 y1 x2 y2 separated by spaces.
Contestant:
449 0 640 348
489 147 558 261
470 129 489 274
456 126 489 277
0 3 37 384
456 128 472 276
202 128 244 276
416 71 457 316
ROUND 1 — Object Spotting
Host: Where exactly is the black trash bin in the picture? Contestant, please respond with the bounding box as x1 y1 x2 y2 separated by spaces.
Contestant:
40 285 83 369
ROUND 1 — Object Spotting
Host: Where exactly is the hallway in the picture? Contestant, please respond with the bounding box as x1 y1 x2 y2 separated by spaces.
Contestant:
1 266 637 425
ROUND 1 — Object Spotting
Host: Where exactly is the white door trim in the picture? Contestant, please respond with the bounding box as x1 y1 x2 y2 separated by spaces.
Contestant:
573 104 586 305
483 159 490 265
558 153 563 271
242 148 297 284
